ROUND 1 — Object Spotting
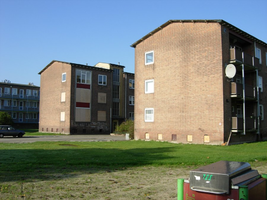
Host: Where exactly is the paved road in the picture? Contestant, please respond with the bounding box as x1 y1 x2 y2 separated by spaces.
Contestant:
0 135 126 143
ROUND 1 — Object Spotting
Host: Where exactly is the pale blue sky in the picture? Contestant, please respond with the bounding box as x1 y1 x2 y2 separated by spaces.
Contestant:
1 0 266 86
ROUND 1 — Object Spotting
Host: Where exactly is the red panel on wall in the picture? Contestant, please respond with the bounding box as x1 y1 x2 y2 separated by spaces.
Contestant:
183 182 239 200
77 83 90 89
76 102 90 108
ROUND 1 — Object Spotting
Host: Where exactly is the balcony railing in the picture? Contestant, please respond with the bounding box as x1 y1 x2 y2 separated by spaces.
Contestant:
231 82 256 99
232 117 256 131
230 47 242 63
230 47 261 70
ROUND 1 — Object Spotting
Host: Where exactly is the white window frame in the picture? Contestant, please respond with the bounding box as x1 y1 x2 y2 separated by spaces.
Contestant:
98 74 107 86
19 89 24 98
26 89 32 96
4 87 10 95
145 51 154 65
60 112 65 121
129 79 135 89
258 76 263 92
129 96 134 105
129 112 134 120
12 100 17 107
33 90 38 97
76 70 91 84
62 72 66 82
255 47 261 64
145 108 154 122
61 92 66 102
12 88 18 95
145 79 154 94
4 100 10 107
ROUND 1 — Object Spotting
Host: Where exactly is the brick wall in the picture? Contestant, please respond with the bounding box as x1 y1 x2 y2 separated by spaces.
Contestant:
39 61 72 134
134 22 225 144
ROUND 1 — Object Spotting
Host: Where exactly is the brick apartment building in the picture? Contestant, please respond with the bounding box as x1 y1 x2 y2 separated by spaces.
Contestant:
0 81 40 128
38 60 134 134
131 20 267 144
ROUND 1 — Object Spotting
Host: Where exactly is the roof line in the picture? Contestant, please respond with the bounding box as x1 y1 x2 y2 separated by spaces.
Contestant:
131 19 267 48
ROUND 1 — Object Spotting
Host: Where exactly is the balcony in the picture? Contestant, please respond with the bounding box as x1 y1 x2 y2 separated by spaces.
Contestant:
232 117 256 132
230 47 260 71
230 47 242 63
231 82 256 100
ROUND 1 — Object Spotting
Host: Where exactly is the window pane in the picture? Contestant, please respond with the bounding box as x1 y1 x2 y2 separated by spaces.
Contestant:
145 51 154 64
145 80 154 93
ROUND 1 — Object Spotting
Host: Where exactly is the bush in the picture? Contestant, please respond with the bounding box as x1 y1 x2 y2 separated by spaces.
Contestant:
0 111 13 125
115 120 134 139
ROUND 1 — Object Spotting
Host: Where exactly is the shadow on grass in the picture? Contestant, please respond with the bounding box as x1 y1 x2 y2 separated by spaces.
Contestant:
0 146 176 182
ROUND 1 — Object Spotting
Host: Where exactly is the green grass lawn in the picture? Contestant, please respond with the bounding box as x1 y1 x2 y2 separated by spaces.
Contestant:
1 140 266 172
0 140 266 199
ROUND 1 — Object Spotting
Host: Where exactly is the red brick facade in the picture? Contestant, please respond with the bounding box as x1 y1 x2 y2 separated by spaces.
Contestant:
132 20 267 144
39 61 134 134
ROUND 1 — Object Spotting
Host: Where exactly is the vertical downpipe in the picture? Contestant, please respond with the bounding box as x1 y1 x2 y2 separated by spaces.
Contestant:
242 52 246 135
254 42 260 135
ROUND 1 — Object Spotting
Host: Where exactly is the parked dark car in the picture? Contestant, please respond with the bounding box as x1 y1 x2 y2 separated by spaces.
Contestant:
0 125 25 138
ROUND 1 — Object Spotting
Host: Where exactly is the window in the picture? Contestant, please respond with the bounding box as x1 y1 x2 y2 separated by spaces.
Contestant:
19 89 24 98
258 76 263 92
145 51 154 65
113 85 119 99
145 79 154 94
33 113 37 119
266 52 267 66
33 90 38 97
98 75 107 86
62 73 66 82
255 47 261 64
76 70 91 84
113 102 119 116
12 88 18 95
4 100 10 107
259 105 264 121
60 112 65 121
12 100 17 107
0 88 2 97
129 79 135 89
32 102 38 108
61 92 66 102
4 87 10 95
129 96 134 105
26 89 32 96
113 68 120 82
12 113 17 119
145 108 154 122
129 112 134 120
26 101 30 108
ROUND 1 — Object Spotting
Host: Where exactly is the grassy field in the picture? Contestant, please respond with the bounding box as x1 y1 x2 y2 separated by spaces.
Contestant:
0 140 267 199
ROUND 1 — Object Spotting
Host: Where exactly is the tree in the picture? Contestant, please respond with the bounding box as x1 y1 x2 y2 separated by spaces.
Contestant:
0 112 13 125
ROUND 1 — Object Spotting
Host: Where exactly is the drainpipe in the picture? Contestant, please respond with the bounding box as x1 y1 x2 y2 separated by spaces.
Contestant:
125 73 127 120
254 42 260 135
242 52 246 135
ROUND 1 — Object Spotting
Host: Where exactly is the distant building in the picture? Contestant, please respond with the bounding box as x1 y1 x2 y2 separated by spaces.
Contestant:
0 81 40 128
131 19 267 144
38 60 134 134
